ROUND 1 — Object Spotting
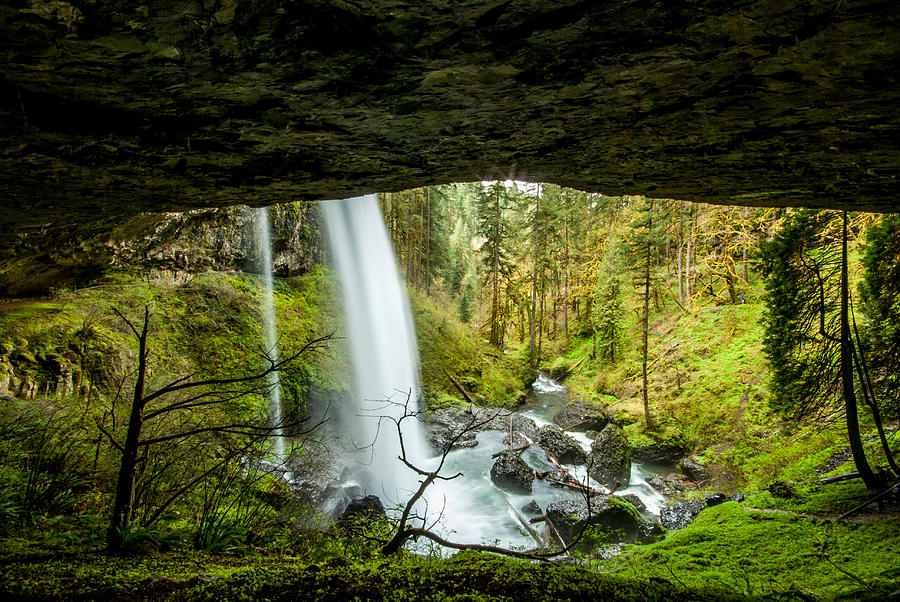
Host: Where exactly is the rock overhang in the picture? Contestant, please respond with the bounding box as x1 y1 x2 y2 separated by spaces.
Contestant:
1 0 899 252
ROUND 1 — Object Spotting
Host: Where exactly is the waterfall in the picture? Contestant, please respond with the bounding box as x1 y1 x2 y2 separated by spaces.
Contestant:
321 195 428 504
252 207 284 460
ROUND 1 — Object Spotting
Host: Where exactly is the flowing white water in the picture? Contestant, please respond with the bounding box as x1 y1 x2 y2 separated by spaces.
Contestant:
253 207 284 459
321 195 428 505
428 372 666 549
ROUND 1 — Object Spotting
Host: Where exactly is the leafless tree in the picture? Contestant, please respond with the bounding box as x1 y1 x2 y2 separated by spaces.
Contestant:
102 306 332 553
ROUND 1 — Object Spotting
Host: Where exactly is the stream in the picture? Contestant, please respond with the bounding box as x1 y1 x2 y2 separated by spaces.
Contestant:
424 372 665 550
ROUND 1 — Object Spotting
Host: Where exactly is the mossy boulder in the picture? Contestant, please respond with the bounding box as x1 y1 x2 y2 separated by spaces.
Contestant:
545 496 644 546
552 399 610 432
587 424 632 488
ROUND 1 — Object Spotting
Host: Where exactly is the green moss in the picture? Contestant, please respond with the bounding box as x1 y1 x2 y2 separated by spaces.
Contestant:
0 550 744 601
606 501 900 599
410 289 526 408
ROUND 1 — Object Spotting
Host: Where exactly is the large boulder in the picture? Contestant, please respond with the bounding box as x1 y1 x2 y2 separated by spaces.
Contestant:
338 495 386 524
587 424 632 488
645 473 688 499
425 409 480 453
659 499 706 530
425 407 539 453
552 400 610 432
490 451 534 494
678 456 710 483
631 442 687 466
613 493 646 514
536 425 587 465
545 496 644 546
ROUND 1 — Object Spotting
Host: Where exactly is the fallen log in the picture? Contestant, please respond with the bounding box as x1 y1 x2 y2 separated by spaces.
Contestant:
507 500 544 546
561 419 589 432
492 437 532 458
545 515 567 549
838 479 900 520
526 515 567 548
547 478 605 497
444 369 476 405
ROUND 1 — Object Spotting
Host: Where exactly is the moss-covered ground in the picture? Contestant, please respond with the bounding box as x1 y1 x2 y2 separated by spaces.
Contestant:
0 548 772 601
605 498 899 600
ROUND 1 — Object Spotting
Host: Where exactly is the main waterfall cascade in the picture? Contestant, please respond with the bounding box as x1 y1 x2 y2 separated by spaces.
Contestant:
321 197 664 549
252 207 284 460
321 195 429 504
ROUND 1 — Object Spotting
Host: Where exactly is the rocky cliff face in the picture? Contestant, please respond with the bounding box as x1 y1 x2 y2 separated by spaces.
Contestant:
0 202 322 295
1 0 899 257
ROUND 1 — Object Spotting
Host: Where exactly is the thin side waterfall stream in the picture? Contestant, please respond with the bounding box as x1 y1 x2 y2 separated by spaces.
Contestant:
252 206 284 460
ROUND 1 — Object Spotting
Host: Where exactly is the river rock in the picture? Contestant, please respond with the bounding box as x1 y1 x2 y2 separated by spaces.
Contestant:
552 399 610 432
545 496 643 546
490 451 534 494
425 409 480 453
613 493 646 514
659 499 706 530
520 500 542 516
536 425 587 465
587 424 631 488
631 442 687 465
470 408 539 439
645 473 687 498
678 456 710 482
636 521 666 544
339 495 386 523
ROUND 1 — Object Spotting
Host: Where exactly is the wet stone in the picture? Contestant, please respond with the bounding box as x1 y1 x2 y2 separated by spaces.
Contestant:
490 451 534 494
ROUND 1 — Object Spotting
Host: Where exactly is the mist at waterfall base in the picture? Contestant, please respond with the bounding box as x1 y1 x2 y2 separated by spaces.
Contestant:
321 196 663 551
251 207 284 460
321 195 429 508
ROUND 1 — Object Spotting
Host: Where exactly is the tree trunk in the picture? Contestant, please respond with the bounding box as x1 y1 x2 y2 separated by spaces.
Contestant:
107 307 150 553
490 193 501 347
529 190 540 369
642 200 655 430
538 272 545 363
685 206 693 308
563 221 570 347
425 187 432 294
677 201 684 304
841 211 877 488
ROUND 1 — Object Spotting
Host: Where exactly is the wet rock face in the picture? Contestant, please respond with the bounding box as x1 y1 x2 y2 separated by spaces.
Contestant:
552 400 610 432
536 425 587 465
587 424 632 488
0 202 322 295
490 451 534 494
2 0 899 265
678 457 710 483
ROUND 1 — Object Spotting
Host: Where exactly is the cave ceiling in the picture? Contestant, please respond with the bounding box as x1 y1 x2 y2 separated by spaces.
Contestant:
2 0 900 253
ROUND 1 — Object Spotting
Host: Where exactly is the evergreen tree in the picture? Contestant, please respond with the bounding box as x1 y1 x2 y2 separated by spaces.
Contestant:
859 214 900 419
624 196 669 430
760 209 879 487
591 235 625 363
475 182 513 347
